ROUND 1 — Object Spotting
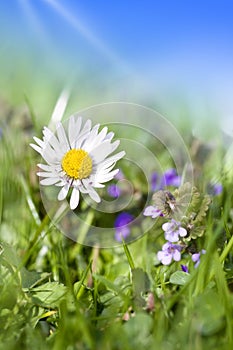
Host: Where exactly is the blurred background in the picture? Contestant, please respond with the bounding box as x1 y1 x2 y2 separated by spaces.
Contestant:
0 0 233 137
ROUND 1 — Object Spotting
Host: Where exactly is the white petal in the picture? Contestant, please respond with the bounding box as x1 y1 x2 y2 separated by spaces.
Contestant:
70 188 80 210
110 140 120 153
81 119 92 134
90 141 114 164
97 151 126 170
82 124 101 151
68 115 83 149
37 171 59 178
30 143 42 154
47 134 63 155
33 136 44 147
87 186 101 203
75 132 91 149
91 182 105 188
42 146 58 164
104 131 114 141
40 177 60 185
56 122 70 151
58 184 70 201
37 163 53 171
42 127 53 142
97 163 116 175
95 169 119 183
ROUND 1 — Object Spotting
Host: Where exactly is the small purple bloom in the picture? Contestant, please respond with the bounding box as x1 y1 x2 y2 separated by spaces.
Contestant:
151 172 160 191
162 219 187 242
181 264 189 273
157 242 182 265
192 249 206 268
115 169 124 180
114 212 134 241
143 205 163 219
212 183 222 196
161 168 181 188
107 184 121 198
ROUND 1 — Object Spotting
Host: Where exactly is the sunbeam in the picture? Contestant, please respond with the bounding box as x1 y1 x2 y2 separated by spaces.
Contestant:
41 0 130 73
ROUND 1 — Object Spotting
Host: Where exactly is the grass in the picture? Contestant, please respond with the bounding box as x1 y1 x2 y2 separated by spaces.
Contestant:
0 98 233 350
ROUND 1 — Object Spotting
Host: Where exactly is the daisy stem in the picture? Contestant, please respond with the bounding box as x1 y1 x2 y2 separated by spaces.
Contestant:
72 210 95 256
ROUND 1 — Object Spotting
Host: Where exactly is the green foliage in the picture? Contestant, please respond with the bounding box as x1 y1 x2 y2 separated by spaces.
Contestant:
0 100 233 350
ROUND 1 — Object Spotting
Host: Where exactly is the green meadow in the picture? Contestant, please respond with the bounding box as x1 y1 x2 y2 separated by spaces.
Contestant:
0 88 233 350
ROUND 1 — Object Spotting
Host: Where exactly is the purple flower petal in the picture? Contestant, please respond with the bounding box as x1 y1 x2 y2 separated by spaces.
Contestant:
181 264 189 273
107 184 121 198
173 249 181 261
144 206 162 218
157 242 182 265
178 227 187 237
114 212 134 242
164 231 179 242
161 168 181 188
162 219 187 242
151 172 160 191
192 253 200 263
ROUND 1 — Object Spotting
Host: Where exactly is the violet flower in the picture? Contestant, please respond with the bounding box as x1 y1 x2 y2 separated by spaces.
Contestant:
143 205 163 219
161 168 181 188
208 183 223 196
107 184 121 198
157 242 182 265
181 264 189 273
192 249 206 268
115 169 124 180
151 172 160 191
162 219 187 242
114 212 134 242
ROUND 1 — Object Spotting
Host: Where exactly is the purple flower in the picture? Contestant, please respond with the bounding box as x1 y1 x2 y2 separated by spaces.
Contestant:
157 242 182 265
162 219 187 242
192 249 206 268
151 172 160 191
107 184 121 198
143 205 163 219
181 264 189 273
115 169 124 180
114 212 134 241
161 168 181 188
208 183 223 196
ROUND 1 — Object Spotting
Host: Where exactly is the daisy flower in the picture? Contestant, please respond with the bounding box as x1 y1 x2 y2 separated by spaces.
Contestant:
30 116 125 210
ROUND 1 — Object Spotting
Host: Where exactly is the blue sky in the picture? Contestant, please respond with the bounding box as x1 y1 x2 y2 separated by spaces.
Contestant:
1 0 233 132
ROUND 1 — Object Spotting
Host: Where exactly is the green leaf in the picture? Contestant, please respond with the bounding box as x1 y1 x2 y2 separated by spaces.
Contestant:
169 271 190 285
132 268 150 307
193 291 225 336
93 274 123 295
30 282 67 308
21 269 51 289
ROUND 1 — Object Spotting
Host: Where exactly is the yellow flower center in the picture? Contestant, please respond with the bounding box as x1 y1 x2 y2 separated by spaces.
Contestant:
62 149 92 179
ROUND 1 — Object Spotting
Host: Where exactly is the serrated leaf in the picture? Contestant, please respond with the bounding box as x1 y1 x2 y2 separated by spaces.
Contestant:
30 282 67 308
169 271 190 285
152 183 193 220
194 194 211 223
